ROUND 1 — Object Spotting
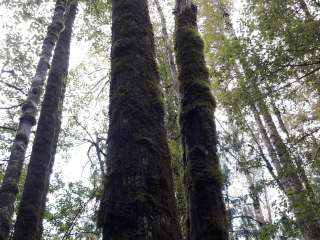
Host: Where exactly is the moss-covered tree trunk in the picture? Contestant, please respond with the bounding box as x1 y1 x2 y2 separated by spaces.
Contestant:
0 1 67 239
98 0 181 239
174 3 228 240
12 2 77 240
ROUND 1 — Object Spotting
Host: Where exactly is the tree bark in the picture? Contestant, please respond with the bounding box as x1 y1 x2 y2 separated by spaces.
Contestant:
98 0 181 239
12 2 77 240
0 1 67 239
175 3 228 240
153 1 187 235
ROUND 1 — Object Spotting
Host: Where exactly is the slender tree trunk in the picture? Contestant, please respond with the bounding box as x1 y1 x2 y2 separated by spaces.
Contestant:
244 121 282 189
154 0 178 92
0 1 67 239
298 0 313 18
257 98 320 240
262 175 273 223
211 0 236 38
257 99 302 187
270 102 289 138
98 0 181 239
175 2 228 240
12 2 77 240
270 100 315 201
225 187 234 240
250 105 282 175
245 174 265 227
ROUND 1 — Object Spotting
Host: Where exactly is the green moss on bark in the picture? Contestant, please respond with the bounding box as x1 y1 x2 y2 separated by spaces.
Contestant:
175 4 228 240
99 1 181 239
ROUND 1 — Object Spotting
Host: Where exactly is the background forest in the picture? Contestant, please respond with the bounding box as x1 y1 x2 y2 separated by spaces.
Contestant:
0 0 319 239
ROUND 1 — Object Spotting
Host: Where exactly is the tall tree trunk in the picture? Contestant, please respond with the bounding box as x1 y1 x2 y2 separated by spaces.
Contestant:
174 2 228 240
245 119 284 191
262 175 273 223
298 0 313 18
154 0 179 92
256 96 320 240
0 1 67 239
269 99 315 202
12 2 77 240
245 174 265 227
250 104 282 176
211 0 235 38
270 102 289 138
98 0 181 239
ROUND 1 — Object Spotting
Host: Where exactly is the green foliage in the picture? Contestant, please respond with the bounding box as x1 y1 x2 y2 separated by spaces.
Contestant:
44 178 101 239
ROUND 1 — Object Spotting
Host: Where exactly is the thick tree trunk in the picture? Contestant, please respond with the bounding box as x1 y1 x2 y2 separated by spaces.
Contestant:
175 3 228 240
12 2 77 240
98 0 181 239
0 1 67 239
